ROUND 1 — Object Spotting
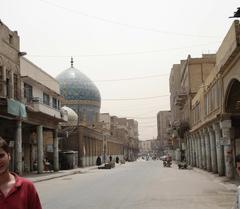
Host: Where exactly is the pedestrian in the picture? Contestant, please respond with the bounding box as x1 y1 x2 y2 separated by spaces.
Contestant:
0 137 42 209
96 156 102 166
109 155 112 162
116 156 119 163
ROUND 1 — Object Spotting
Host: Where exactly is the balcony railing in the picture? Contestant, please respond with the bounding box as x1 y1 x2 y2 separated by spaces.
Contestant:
24 97 67 121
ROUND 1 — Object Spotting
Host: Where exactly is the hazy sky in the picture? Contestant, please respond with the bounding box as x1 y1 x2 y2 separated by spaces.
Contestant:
1 0 239 140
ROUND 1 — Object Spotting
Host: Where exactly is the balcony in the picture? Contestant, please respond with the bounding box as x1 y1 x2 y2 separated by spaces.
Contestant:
25 97 67 122
174 89 187 109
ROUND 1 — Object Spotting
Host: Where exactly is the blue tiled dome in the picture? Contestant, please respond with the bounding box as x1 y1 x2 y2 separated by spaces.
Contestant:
56 64 101 103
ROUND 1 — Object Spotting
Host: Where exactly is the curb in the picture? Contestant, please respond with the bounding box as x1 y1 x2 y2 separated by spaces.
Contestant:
32 170 84 183
30 166 99 183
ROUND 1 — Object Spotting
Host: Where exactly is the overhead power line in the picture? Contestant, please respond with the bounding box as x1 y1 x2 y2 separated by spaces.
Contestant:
94 74 169 82
25 73 169 83
28 42 218 58
119 116 156 119
102 95 169 101
38 0 219 38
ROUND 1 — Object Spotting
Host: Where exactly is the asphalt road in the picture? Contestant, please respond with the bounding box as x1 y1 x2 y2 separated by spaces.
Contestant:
35 160 236 209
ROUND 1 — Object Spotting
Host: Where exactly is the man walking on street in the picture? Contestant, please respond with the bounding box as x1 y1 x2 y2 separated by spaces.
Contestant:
0 137 42 209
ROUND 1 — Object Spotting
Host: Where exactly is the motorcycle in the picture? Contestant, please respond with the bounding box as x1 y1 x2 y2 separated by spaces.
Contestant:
163 160 172 167
178 162 188 169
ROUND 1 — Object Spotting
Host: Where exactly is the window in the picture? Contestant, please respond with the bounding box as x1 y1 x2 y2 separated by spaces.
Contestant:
57 100 60 110
204 94 208 116
43 93 50 105
14 74 18 100
9 34 13 44
6 70 11 98
24 83 32 102
52 97 57 109
6 78 10 98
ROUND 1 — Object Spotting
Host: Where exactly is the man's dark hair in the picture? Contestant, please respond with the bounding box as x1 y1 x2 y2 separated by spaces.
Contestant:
0 137 10 153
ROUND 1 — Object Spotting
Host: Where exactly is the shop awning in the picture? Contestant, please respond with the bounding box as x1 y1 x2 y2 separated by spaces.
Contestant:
7 99 27 118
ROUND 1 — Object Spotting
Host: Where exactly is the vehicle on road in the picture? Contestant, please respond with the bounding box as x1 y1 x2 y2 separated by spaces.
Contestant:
178 162 188 169
163 160 172 167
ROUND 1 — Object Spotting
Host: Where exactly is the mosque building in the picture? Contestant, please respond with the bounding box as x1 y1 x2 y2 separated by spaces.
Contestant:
56 58 126 167
56 58 101 126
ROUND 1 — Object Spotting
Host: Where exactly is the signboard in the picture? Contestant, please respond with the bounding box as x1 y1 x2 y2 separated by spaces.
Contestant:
47 144 53 152
219 137 231 146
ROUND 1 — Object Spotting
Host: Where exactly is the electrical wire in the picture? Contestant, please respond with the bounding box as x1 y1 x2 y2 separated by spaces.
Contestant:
94 74 169 82
102 95 169 101
118 116 156 119
27 42 218 58
37 0 219 38
22 70 169 83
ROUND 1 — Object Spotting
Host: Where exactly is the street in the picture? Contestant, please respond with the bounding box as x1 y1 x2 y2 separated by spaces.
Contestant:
35 160 236 209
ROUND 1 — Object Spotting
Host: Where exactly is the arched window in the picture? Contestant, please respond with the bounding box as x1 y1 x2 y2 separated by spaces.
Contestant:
225 79 240 113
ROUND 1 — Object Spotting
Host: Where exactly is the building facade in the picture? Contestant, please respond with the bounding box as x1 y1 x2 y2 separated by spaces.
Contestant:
56 58 101 125
187 20 240 178
168 53 216 161
169 20 240 179
0 21 67 174
57 61 139 167
139 139 159 157
157 110 171 153
20 57 67 174
0 21 24 174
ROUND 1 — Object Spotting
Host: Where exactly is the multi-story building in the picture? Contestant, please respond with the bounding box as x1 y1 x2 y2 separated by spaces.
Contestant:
100 113 124 163
167 20 240 179
168 53 216 160
139 139 159 156
157 111 171 151
186 20 240 179
139 140 152 155
110 116 139 161
0 21 25 174
0 21 67 174
20 57 67 174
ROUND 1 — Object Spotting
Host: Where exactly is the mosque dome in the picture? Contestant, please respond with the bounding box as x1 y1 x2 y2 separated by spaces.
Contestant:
56 58 101 104
61 106 78 124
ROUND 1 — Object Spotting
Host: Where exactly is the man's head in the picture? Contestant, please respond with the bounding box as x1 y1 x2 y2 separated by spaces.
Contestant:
0 137 10 175
0 137 10 154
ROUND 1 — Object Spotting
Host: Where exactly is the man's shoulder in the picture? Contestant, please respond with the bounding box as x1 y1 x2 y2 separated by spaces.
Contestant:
17 176 34 184
11 173 35 188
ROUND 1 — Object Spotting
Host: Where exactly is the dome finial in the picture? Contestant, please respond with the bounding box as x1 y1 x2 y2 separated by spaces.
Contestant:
70 57 74 68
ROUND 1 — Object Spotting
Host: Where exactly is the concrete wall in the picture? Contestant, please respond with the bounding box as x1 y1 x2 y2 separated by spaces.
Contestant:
191 21 240 131
0 23 19 64
20 57 60 93
0 22 21 100
216 20 240 71
99 113 111 130
157 111 171 148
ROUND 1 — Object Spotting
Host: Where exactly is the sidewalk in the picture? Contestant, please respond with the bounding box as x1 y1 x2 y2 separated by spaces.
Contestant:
24 162 125 183
24 166 98 183
192 167 239 192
